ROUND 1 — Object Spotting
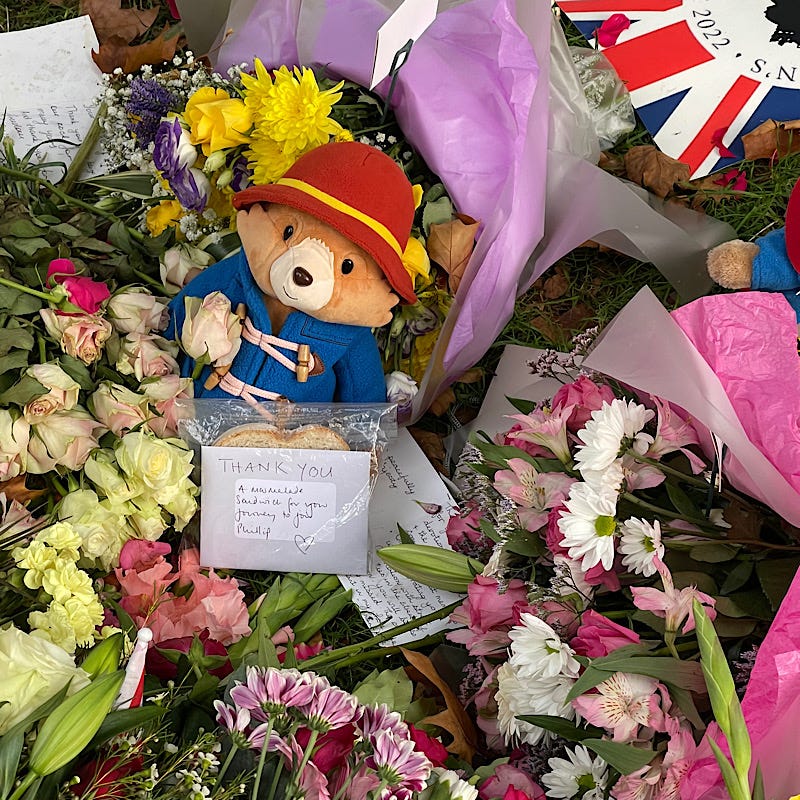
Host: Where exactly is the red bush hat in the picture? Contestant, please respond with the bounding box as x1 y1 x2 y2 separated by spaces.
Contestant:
233 141 418 303
786 176 800 274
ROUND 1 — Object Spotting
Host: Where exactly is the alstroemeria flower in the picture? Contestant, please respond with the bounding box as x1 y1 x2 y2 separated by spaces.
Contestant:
596 13 630 47
506 405 575 463
46 258 110 314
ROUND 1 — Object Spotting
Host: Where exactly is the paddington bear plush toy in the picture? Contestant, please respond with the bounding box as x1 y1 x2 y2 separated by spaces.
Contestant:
167 141 418 403
707 176 800 320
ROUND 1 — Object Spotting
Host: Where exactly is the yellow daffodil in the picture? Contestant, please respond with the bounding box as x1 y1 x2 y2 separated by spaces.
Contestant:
183 86 252 156
402 236 431 285
145 200 183 236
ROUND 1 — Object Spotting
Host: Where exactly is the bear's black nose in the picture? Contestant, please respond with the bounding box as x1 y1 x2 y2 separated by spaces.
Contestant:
293 267 313 287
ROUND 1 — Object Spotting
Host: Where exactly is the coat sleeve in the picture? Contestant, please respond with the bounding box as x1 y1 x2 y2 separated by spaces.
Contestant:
332 327 387 403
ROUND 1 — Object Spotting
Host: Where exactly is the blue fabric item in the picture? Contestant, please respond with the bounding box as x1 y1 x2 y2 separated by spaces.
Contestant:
165 250 387 402
750 228 800 321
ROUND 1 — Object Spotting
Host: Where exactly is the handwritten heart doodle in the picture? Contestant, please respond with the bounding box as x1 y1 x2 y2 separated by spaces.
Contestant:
294 534 315 554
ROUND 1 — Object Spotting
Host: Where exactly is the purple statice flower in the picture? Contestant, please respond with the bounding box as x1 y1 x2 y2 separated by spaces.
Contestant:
357 704 409 741
300 685 359 733
126 78 178 146
367 730 431 794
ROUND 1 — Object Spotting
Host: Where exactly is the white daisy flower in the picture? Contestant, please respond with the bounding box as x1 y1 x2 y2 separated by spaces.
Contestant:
575 400 655 474
541 745 609 800
579 458 625 493
619 517 664 577
508 613 580 679
557 482 619 571
431 768 479 800
495 662 577 746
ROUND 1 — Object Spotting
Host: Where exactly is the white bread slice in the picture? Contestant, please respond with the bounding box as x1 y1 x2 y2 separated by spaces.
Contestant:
214 423 350 451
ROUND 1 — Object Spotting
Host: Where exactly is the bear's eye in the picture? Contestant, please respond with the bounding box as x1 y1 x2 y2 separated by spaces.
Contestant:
341 259 355 275
282 225 294 241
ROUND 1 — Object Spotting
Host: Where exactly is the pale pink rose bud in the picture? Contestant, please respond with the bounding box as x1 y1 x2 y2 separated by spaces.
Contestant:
0 411 29 480
23 364 81 423
89 382 150 437
180 292 242 365
115 333 180 381
140 375 193 438
27 407 104 473
40 309 113 365
106 289 169 335
160 244 213 295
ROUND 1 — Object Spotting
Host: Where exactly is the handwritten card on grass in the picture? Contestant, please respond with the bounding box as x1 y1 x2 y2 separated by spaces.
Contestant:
340 429 462 646
200 446 371 574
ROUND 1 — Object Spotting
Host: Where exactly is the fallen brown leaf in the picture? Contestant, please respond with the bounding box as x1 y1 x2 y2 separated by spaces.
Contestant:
428 387 456 417
742 118 800 161
542 271 569 300
402 648 477 763
407 427 446 474
92 29 181 74
624 145 690 198
81 0 158 44
0 475 47 506
690 174 740 207
427 214 480 294
722 496 763 540
455 367 483 385
598 150 626 175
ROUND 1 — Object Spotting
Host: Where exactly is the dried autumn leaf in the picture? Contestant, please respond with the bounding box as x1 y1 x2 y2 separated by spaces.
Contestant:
408 428 446 474
401 648 477 763
455 367 482 385
742 118 800 161
428 387 455 417
542 271 569 300
92 29 180 74
0 475 47 506
624 145 690 198
81 0 158 44
427 214 479 294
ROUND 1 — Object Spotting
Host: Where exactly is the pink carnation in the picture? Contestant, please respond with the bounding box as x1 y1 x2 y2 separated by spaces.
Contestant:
479 764 545 800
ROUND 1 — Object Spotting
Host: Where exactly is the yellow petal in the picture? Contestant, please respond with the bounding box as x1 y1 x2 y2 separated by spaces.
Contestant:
402 236 431 283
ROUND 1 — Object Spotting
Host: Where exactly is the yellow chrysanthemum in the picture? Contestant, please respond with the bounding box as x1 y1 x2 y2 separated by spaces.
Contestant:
184 86 252 156
335 129 354 142
240 57 275 127
249 65 345 155
246 135 301 185
146 200 183 236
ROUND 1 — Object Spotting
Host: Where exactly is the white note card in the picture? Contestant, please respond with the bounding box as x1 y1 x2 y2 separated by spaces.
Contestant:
0 17 106 177
201 446 371 574
341 428 462 646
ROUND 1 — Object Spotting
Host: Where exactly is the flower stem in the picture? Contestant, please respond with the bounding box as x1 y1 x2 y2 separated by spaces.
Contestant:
251 718 274 800
0 276 54 302
8 773 37 800
629 453 711 489
322 633 445 670
216 743 239 786
300 601 460 671
133 268 169 294
293 728 319 788
621 492 720 531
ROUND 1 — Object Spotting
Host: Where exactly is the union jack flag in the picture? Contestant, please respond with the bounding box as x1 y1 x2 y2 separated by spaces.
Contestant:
556 1 800 178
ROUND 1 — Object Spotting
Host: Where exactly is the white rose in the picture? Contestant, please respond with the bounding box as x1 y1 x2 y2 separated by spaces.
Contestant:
115 432 194 493
106 288 168 335
0 410 29 480
385 370 418 410
24 363 81 422
0 625 90 732
159 244 213 295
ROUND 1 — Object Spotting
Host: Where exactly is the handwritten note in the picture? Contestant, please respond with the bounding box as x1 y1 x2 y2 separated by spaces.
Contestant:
0 17 106 177
201 447 370 574
341 429 462 646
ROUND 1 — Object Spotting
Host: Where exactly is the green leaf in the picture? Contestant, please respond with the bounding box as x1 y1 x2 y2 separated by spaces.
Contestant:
293 588 352 642
422 196 454 235
72 236 115 253
0 286 42 315
80 171 155 199
693 600 736 733
672 571 718 595
398 523 414 545
5 236 51 256
88 706 167 749
0 726 24 800
752 763 765 800
665 480 701 517
353 667 414 713
756 558 800 611
711 617 756 638
506 396 537 414
584 739 656 775
0 218 47 238
503 529 545 558
515 715 603 742
720 561 754 595
107 221 135 254
708 738 749 800
689 543 740 563
58 355 95 390
0 327 34 357
715 590 772 621
423 183 447 202
0 351 31 373
566 665 608 702
50 223 83 238
669 684 706 731
0 374 44 406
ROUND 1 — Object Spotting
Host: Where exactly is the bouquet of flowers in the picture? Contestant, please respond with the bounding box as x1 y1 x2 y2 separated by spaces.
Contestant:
96 52 473 404
379 335 800 799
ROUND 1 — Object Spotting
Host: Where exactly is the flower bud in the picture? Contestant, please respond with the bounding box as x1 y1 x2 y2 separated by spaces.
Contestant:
377 544 483 593
80 633 124 679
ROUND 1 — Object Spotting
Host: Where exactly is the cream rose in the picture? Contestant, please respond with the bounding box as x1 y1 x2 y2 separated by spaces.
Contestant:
115 432 194 492
115 333 179 381
0 410 29 480
40 309 113 365
0 625 90 731
23 363 81 423
27 407 104 473
106 288 168 334
160 244 213 295
180 292 242 365
89 382 150 437
140 375 193 438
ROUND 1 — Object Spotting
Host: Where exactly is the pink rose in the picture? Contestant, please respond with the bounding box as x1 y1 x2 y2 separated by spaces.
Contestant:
89 382 150 437
473 666 504 752
159 244 212 295
545 505 570 556
140 375 193 438
40 309 113 365
571 609 641 657
115 333 179 381
47 258 110 314
408 725 449 767
106 289 168 335
446 503 493 560
27 408 104 473
479 765 545 800
297 724 356 773
448 576 533 656
526 598 582 638
551 376 615 432
180 292 242 365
